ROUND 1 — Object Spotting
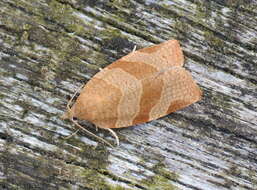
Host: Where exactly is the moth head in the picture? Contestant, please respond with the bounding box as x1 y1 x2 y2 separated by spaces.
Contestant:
61 104 74 120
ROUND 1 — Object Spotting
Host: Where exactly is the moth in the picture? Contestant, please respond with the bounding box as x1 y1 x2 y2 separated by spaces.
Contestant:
62 40 202 147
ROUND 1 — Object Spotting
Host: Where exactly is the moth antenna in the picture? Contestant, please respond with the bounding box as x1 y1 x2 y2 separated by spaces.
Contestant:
132 45 137 52
107 128 120 146
61 84 84 120
67 84 84 112
71 119 115 148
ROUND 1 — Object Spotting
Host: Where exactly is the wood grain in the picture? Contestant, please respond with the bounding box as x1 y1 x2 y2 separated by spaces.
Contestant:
0 0 256 189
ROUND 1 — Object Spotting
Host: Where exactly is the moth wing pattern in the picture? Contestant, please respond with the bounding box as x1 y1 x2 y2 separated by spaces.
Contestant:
140 67 202 123
70 67 201 128
106 40 184 80
69 40 202 129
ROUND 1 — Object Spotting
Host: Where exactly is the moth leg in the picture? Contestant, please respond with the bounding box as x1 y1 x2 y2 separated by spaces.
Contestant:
71 118 114 148
107 128 119 146
132 45 137 52
63 129 79 139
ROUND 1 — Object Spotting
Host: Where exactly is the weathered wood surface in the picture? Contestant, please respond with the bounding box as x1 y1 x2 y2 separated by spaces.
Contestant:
0 0 256 189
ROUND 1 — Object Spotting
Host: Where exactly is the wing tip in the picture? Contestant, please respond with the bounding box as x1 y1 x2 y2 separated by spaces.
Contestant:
165 39 184 66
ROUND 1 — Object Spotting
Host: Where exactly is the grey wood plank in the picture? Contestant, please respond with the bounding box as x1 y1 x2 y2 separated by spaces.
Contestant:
0 0 256 189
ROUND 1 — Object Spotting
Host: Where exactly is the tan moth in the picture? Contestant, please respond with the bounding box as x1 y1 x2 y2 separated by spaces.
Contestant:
62 40 202 147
